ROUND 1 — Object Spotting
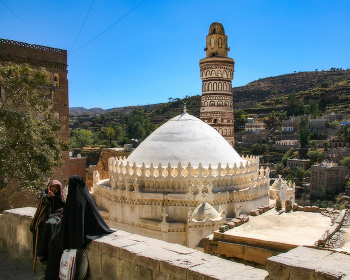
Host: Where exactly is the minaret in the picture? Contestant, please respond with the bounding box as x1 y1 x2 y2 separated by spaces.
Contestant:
199 22 235 147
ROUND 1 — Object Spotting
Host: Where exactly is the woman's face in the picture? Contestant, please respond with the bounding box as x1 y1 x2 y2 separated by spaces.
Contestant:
50 184 60 194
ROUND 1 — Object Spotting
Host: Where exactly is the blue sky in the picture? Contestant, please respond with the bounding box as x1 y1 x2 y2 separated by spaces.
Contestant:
1 0 350 109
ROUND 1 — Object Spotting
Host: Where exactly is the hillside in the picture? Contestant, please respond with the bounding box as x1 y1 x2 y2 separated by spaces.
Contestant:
233 69 350 102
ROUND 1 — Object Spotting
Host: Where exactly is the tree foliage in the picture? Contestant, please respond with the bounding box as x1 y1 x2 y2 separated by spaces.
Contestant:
234 109 247 123
298 115 310 147
339 156 350 170
0 63 67 193
307 100 319 118
310 140 318 150
307 150 323 165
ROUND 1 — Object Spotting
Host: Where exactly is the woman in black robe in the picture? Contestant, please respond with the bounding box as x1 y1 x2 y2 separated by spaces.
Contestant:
45 175 114 280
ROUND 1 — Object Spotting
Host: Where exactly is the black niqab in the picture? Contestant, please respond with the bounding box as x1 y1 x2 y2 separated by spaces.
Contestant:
60 175 114 250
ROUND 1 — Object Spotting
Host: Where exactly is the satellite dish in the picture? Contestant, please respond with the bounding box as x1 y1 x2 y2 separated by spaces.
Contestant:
69 151 73 157
77 154 81 159
280 183 287 201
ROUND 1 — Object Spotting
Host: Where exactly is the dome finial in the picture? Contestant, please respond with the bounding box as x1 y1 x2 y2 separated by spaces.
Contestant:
183 102 187 113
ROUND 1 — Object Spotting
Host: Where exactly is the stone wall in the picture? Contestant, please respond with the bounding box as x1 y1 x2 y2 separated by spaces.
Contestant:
69 157 87 183
0 207 269 280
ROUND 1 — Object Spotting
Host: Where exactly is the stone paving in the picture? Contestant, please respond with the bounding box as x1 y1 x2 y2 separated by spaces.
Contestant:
0 252 44 280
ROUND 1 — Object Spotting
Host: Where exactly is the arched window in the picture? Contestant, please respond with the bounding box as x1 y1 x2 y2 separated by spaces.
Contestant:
53 74 60 88
218 38 222 48
218 82 222 91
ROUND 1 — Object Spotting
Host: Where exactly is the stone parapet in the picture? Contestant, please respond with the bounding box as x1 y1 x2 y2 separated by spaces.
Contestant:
0 207 269 280
266 246 350 280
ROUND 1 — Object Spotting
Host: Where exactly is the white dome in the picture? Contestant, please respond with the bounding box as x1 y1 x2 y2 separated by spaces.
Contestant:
192 202 221 221
127 113 244 167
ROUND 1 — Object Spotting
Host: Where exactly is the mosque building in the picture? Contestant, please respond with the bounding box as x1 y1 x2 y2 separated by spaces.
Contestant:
91 23 270 248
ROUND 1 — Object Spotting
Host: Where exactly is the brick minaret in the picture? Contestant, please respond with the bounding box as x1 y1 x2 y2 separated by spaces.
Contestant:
199 22 235 147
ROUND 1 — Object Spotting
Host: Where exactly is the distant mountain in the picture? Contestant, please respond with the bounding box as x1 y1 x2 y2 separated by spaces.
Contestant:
69 107 106 115
69 107 88 114
70 104 162 116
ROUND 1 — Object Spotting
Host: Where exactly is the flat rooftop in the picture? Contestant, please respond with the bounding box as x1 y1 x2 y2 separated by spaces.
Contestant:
214 210 332 249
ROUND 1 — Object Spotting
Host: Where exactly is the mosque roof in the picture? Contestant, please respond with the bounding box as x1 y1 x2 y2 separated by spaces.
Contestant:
127 112 245 167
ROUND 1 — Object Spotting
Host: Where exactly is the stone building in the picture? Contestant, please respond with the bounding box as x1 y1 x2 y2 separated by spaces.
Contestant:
92 112 270 248
242 118 270 144
199 22 235 147
0 39 69 209
324 148 350 164
287 159 311 170
310 161 347 195
281 116 301 133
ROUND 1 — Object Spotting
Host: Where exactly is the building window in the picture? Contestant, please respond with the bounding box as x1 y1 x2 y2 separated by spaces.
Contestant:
53 74 60 88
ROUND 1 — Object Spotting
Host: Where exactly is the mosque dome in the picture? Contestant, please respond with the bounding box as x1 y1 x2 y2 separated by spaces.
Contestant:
271 175 289 190
127 112 244 168
208 22 225 35
192 202 221 221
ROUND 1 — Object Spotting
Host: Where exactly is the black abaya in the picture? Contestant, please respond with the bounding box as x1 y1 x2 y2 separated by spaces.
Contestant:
45 175 114 280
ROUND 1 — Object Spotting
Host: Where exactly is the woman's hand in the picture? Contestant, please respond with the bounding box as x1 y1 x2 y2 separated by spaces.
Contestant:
47 187 55 197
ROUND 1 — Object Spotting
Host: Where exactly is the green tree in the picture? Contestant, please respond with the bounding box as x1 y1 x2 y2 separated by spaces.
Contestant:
298 116 310 147
250 143 261 154
327 120 340 129
261 144 269 154
307 101 319 118
106 126 115 144
320 81 330 88
295 167 309 186
339 156 350 170
310 140 318 150
307 150 323 164
287 91 296 104
234 109 247 123
111 123 124 141
294 100 306 115
281 156 290 167
0 63 67 193
322 141 330 151
75 129 94 147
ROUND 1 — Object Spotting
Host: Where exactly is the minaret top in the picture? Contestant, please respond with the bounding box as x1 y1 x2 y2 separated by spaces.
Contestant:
204 22 230 58
208 22 225 35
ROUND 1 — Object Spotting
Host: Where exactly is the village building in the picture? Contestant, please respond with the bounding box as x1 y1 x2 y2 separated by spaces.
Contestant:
324 147 350 164
281 116 301 133
310 161 347 195
242 118 270 144
332 141 350 148
287 159 311 170
309 117 328 131
275 139 300 146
